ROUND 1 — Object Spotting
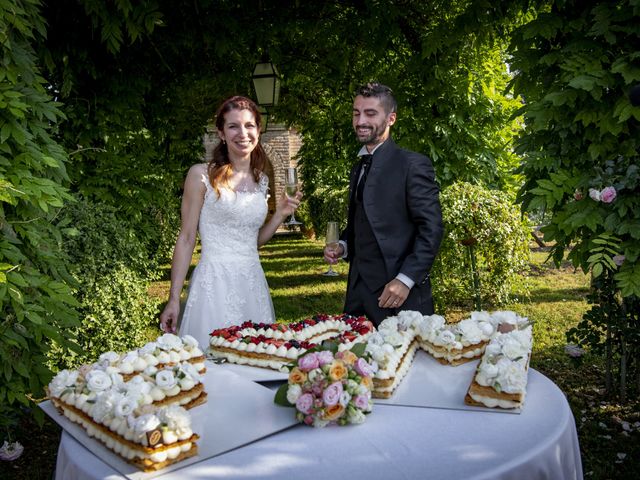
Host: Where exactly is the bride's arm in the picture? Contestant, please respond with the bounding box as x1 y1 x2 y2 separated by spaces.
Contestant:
160 164 206 333
257 190 302 247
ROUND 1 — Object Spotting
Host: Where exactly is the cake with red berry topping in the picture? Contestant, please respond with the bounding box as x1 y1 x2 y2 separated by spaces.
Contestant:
207 314 374 372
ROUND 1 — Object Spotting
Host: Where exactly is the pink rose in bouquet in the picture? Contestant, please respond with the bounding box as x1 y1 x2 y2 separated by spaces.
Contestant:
322 382 343 406
298 352 320 371
296 393 314 415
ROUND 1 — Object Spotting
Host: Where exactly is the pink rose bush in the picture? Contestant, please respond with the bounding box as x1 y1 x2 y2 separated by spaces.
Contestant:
275 346 377 427
588 186 617 204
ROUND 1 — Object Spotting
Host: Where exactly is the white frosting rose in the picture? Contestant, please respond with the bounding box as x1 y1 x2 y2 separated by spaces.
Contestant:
115 397 138 418
49 370 79 397
155 370 178 391
456 320 484 344
134 413 161 434
86 370 113 393
157 333 182 351
99 351 120 364
181 335 199 349
435 330 456 345
159 405 191 430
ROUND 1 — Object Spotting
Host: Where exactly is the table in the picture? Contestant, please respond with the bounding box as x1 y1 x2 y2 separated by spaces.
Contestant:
54 365 583 480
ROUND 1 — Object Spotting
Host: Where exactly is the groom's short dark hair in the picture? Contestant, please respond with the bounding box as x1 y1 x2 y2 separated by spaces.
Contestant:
355 83 397 115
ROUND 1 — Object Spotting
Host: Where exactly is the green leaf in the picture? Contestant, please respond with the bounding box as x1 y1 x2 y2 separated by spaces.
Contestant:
592 263 603 278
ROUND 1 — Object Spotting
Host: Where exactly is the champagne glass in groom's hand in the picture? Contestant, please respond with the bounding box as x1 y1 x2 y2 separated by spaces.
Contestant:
284 167 303 226
322 222 340 277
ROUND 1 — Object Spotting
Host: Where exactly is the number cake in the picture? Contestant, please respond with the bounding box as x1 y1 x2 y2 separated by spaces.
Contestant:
207 314 374 371
47 334 207 471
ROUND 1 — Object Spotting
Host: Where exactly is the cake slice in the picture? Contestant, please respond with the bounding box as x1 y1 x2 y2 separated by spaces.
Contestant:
367 313 422 399
465 325 533 409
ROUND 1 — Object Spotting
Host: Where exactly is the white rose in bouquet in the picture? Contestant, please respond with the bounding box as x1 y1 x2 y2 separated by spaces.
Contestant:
286 384 302 404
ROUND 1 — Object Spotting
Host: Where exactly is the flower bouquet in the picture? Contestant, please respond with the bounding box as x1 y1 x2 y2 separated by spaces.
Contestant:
274 343 377 427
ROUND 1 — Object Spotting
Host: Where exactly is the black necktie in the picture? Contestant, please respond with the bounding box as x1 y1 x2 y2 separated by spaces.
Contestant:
356 154 373 202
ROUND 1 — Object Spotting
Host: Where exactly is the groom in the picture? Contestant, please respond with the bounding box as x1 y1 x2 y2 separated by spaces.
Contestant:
324 83 443 326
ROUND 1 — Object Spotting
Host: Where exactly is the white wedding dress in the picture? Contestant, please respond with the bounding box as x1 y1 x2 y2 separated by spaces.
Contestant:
178 173 276 349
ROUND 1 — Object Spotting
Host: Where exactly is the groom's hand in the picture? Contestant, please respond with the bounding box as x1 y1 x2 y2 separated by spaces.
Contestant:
324 243 344 264
378 279 409 309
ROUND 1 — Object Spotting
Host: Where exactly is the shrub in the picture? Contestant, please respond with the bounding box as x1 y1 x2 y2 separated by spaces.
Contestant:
431 182 530 311
48 197 162 369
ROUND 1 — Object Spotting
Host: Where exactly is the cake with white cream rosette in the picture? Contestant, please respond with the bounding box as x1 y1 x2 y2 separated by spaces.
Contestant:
47 334 207 471
366 310 531 401
465 324 533 409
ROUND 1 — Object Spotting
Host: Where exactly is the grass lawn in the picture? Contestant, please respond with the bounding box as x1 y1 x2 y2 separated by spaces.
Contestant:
3 235 639 479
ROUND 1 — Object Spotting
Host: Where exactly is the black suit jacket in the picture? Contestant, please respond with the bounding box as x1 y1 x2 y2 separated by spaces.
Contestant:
342 138 443 288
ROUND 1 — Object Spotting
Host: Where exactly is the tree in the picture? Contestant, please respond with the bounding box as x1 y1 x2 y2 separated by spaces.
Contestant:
509 0 640 399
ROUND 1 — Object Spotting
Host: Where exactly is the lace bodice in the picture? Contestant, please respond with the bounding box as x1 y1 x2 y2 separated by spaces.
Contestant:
198 173 269 261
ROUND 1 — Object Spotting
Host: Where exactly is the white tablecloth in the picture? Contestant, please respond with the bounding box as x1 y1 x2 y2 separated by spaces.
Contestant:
55 368 582 480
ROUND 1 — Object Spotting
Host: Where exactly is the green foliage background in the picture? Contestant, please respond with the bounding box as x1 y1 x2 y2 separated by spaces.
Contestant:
2 0 639 429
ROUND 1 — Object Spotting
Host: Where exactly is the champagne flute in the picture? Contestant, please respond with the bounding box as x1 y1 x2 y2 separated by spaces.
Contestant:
284 167 302 226
323 221 340 276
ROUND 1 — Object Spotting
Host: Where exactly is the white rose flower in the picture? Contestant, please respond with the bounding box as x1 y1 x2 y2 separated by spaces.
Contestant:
155 370 178 390
144 365 158 377
134 413 161 434
384 331 404 347
339 391 352 407
159 405 191 430
367 333 385 347
347 408 366 424
125 376 152 396
499 362 527 393
480 362 499 379
179 362 202 382
470 311 492 323
139 342 157 356
501 339 527 360
115 397 138 418
436 329 456 345
182 335 199 348
91 390 122 422
456 320 483 343
99 351 120 364
49 370 79 397
156 333 182 351
491 310 518 326
308 368 324 382
86 370 113 393
286 384 302 404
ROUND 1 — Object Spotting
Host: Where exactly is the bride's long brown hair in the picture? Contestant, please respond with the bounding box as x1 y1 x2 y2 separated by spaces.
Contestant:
208 96 267 195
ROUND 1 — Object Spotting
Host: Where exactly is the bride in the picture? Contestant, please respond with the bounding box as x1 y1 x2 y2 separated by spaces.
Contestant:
159 95 302 348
